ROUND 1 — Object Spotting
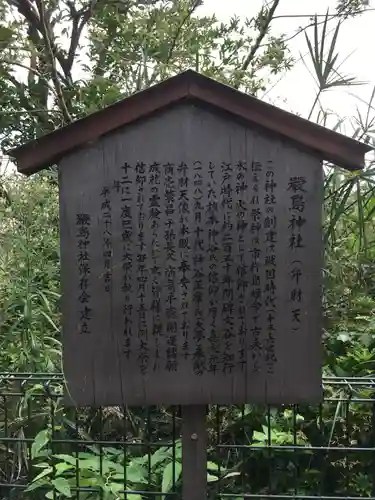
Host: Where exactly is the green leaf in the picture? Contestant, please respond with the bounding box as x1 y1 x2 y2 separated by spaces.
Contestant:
32 429 50 459
126 464 147 483
53 454 77 466
207 474 219 482
207 461 219 471
150 447 171 468
252 431 266 442
32 467 53 483
174 441 182 460
45 492 54 499
112 473 125 480
78 477 101 487
79 452 99 459
109 482 123 494
52 477 72 498
77 458 101 471
101 459 122 474
223 472 241 479
35 450 51 459
162 461 182 494
55 462 74 475
25 477 51 493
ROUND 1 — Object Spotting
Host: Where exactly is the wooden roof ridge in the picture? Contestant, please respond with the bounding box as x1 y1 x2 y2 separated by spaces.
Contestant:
9 69 372 175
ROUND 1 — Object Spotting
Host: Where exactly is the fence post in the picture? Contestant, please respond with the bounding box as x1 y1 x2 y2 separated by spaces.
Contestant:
182 405 207 500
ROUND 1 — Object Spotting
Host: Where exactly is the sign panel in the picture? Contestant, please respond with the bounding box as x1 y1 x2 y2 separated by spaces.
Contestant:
59 104 323 406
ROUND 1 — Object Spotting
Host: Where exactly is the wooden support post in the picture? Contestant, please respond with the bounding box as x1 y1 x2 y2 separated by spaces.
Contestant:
182 405 207 500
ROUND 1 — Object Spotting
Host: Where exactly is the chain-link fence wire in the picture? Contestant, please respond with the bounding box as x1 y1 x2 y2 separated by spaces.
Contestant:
0 374 375 499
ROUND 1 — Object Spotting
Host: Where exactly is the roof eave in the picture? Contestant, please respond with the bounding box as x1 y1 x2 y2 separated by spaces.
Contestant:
187 74 372 171
9 72 193 175
8 70 372 175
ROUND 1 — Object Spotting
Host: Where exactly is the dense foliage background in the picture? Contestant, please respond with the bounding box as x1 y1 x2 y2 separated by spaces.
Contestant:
0 0 374 498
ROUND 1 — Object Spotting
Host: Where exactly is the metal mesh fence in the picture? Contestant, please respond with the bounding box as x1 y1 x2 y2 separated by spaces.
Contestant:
0 374 375 499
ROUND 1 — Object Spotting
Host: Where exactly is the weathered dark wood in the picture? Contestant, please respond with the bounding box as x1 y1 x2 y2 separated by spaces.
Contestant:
59 103 324 407
182 405 207 500
10 70 371 175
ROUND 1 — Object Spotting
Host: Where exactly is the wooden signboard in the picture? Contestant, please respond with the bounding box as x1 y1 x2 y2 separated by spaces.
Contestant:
10 70 370 408
57 104 322 407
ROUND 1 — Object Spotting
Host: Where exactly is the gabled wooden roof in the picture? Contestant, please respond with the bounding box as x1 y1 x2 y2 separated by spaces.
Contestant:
9 69 372 175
